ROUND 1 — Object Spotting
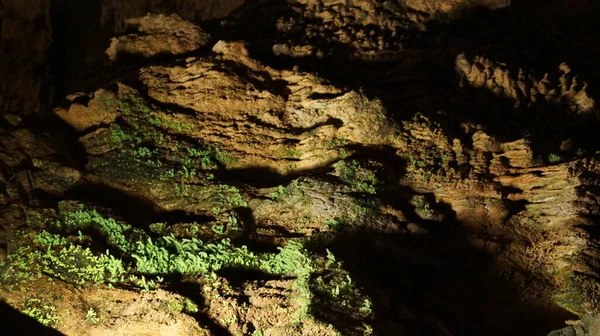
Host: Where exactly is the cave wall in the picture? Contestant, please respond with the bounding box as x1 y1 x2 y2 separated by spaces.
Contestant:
0 0 52 116
0 0 244 116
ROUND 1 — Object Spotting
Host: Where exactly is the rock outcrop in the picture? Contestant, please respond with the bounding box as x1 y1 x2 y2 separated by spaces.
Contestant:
105 14 211 63
456 54 596 116
2 2 600 336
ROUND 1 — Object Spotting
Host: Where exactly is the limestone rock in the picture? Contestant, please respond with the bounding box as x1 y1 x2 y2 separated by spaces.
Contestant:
105 14 211 63
456 54 597 117
54 89 119 131
99 0 245 34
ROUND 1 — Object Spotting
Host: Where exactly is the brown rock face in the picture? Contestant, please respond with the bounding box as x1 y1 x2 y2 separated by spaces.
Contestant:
457 54 597 115
0 0 243 117
54 89 119 131
99 0 245 34
105 14 211 63
2 1 600 336
403 0 511 14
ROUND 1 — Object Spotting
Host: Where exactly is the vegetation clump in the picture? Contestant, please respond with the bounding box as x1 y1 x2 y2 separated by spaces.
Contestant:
338 160 378 194
22 298 60 327
0 194 374 332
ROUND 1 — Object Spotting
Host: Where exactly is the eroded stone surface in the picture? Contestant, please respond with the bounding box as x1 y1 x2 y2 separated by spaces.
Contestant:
105 14 211 62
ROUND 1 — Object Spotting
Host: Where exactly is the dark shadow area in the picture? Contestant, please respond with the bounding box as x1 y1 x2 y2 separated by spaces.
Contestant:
218 163 336 188
299 171 576 335
50 0 108 99
165 281 233 336
575 167 600 241
446 85 600 160
64 182 215 230
426 0 600 90
0 301 65 336
308 225 577 336
217 267 284 288
5 113 89 173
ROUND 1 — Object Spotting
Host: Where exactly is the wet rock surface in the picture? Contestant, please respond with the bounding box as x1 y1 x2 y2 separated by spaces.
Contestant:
1 0 600 335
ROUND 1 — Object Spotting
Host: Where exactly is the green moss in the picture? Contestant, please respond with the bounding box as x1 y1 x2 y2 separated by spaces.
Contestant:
270 185 290 201
338 160 377 194
214 185 248 211
326 136 349 149
57 207 132 252
110 124 133 145
166 299 185 312
548 153 562 163
325 217 345 231
39 245 125 286
22 298 59 327
3 203 373 329
149 222 168 235
310 250 373 329
0 247 44 290
284 147 302 159
183 298 199 313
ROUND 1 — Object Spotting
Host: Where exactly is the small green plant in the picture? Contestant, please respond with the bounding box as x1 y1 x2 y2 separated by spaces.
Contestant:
228 214 239 231
359 298 373 315
284 148 302 159
85 308 101 324
0 247 43 290
363 323 374 335
312 249 373 325
222 316 238 324
252 330 264 336
270 185 289 201
166 299 185 312
325 218 345 231
34 231 68 247
40 244 126 286
325 249 342 270
164 169 177 179
22 298 59 327
178 165 197 179
184 145 234 170
212 147 234 165
133 147 153 159
326 136 349 149
183 298 199 313
148 115 162 127
132 275 159 292
175 183 191 197
110 125 132 144
58 207 132 252
548 153 562 163
187 147 215 169
354 206 370 215
183 223 201 236
410 196 441 221
338 160 377 194
214 185 248 209
164 120 189 132
149 222 168 235
211 224 225 235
